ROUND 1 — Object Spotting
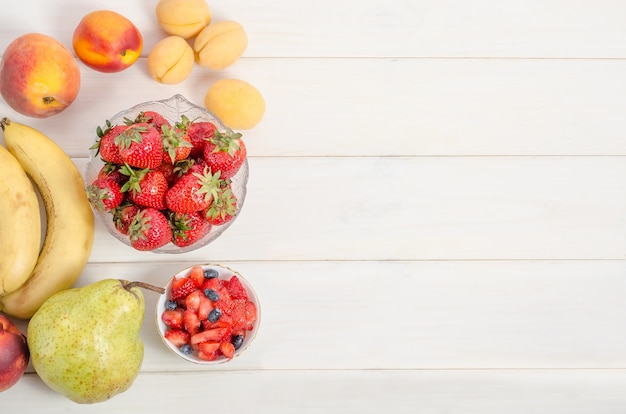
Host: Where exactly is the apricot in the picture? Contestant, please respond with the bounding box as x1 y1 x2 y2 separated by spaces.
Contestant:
156 0 211 39
73 10 143 73
0 33 80 118
194 21 248 70
204 79 265 130
148 36 195 84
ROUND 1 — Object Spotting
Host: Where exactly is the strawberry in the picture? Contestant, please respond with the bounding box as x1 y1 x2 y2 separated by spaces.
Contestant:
188 265 206 288
128 207 173 251
197 294 214 321
205 185 237 226
190 327 228 345
179 115 217 158
165 166 223 213
115 122 163 169
164 329 190 347
226 275 248 300
161 124 192 164
161 309 185 330
203 129 247 179
170 211 212 247
197 341 220 361
86 176 124 212
112 201 140 235
131 110 171 132
97 163 127 186
219 341 235 359
120 165 168 210
170 277 197 301
184 289 205 314
92 121 127 164
227 299 257 331
183 309 201 336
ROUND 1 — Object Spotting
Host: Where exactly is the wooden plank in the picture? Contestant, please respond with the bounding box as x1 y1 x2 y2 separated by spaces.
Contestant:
13 260 626 372
2 1 626 58
3 58 626 158
74 156 626 262
5 369 626 412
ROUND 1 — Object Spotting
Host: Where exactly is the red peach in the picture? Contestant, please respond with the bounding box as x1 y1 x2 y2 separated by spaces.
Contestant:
0 314 29 392
72 10 143 73
0 33 81 118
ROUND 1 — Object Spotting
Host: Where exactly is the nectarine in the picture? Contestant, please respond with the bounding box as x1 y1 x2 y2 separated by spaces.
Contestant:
0 314 29 392
0 33 80 118
73 10 143 73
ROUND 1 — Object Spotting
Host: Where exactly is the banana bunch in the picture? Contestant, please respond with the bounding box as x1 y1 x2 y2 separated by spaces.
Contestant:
0 118 95 319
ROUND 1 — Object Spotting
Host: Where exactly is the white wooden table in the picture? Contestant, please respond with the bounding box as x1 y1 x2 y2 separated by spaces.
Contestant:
2 0 626 411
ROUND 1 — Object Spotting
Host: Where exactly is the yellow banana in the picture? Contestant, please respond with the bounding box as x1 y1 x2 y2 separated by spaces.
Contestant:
0 118 95 319
0 144 42 296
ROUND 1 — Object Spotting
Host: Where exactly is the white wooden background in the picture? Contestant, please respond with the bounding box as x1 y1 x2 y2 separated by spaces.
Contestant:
2 0 626 412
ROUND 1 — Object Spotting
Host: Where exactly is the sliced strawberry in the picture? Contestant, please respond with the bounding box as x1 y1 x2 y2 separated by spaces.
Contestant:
197 294 214 321
188 266 205 288
170 277 197 301
226 275 248 300
219 341 235 359
244 300 258 330
197 341 220 361
228 299 252 331
190 327 229 345
164 329 190 347
161 308 184 330
184 289 204 314
183 309 201 336
202 277 231 302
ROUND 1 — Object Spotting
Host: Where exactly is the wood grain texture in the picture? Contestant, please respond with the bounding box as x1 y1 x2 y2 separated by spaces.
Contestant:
1 0 625 411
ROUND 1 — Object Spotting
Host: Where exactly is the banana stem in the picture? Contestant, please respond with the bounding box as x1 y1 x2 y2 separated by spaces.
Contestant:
123 280 165 295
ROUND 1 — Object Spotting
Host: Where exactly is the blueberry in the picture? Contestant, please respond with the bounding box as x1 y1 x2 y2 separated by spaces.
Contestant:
208 308 222 323
231 334 244 350
180 344 193 355
165 300 178 310
204 288 219 302
203 268 219 279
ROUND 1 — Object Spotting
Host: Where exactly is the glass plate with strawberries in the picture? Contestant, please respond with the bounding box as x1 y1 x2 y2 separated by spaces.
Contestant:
85 94 249 253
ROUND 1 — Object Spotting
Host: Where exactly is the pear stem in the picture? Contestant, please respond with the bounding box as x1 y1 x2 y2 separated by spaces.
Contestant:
122 280 165 295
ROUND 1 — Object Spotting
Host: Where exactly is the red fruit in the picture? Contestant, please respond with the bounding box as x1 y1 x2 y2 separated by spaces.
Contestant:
164 329 190 347
92 122 126 164
112 202 140 235
86 176 124 212
120 165 169 210
228 299 257 331
180 116 217 158
170 211 212 247
128 207 173 251
161 124 192 164
197 341 220 361
219 341 235 359
170 277 198 301
188 266 205 288
197 294 214 321
204 185 237 226
165 166 223 213
161 309 185 330
202 277 231 302
97 163 127 186
132 110 171 132
190 327 228 345
184 289 204 314
226 275 248 300
115 123 163 169
203 129 247 179
183 310 201 336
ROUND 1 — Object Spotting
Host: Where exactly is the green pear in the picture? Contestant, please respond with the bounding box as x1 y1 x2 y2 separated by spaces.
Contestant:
26 279 164 404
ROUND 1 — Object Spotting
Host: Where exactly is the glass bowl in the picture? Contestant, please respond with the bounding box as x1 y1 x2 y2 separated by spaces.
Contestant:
85 94 249 254
156 263 261 364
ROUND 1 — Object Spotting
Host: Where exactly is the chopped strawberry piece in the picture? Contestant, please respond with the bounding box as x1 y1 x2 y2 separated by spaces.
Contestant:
190 327 229 345
188 266 205 288
170 277 197 301
244 300 258 329
164 329 190 347
197 294 214 320
183 309 201 336
226 275 248 300
184 289 204 314
219 341 235 359
201 277 231 301
197 341 220 361
161 309 184 330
